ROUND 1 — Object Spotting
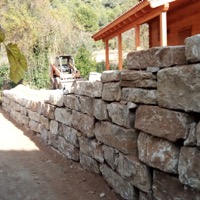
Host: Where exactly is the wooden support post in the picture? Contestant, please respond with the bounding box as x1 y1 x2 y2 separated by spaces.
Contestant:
160 11 167 46
118 34 123 70
135 25 140 50
105 40 110 70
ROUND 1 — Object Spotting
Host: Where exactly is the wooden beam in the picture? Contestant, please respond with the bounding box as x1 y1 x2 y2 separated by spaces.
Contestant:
103 4 169 42
105 40 110 70
160 11 167 46
92 0 150 40
118 34 123 70
135 25 141 50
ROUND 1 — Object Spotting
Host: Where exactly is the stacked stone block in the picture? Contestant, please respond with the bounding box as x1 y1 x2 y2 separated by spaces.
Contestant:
2 34 200 200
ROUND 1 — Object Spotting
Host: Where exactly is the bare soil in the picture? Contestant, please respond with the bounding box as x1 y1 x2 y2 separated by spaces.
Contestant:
0 107 123 200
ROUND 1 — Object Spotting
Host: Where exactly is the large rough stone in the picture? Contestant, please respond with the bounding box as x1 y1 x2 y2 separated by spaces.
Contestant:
80 154 100 174
196 121 200 147
50 120 59 135
39 125 51 145
116 153 151 192
100 164 137 200
153 170 200 200
107 102 136 128
57 136 79 161
75 95 93 115
138 132 180 174
185 34 200 63
79 137 104 163
63 94 76 110
135 105 194 142
94 121 138 155
157 64 200 112
102 145 117 170
127 46 187 69
74 81 102 98
10 110 29 126
47 90 64 107
179 147 200 190
55 108 72 126
28 110 40 122
122 88 157 105
72 110 95 138
102 83 121 102
121 70 156 81
139 191 154 200
101 70 121 83
41 103 55 119
62 80 76 94
184 122 197 146
19 106 28 116
29 120 40 133
63 125 81 148
39 115 50 130
120 79 157 88
10 101 21 112
93 99 108 120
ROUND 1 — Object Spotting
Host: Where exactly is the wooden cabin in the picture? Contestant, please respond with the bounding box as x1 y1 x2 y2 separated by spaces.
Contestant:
92 0 200 70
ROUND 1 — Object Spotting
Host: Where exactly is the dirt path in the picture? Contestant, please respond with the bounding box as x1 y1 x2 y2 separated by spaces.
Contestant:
0 107 122 200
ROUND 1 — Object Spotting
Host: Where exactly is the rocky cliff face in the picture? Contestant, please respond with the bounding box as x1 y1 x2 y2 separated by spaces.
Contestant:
2 34 200 200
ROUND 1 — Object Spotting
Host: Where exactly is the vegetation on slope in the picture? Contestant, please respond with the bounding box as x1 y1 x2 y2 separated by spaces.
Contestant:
0 0 140 89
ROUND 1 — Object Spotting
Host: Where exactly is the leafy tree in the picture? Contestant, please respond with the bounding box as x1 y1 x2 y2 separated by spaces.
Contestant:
75 45 96 79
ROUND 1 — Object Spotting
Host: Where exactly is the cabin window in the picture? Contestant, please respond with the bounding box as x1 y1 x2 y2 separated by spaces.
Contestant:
178 27 192 44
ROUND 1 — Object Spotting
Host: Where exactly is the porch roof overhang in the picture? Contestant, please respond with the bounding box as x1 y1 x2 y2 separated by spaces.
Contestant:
92 0 175 42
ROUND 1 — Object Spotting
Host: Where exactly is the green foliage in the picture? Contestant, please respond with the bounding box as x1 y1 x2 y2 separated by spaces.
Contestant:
0 64 9 88
75 45 97 79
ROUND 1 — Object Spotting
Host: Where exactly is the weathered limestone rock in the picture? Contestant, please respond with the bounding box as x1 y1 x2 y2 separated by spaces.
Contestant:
157 64 200 112
93 99 108 120
55 108 72 126
47 90 64 107
138 132 180 174
63 125 81 148
127 46 186 69
41 103 55 119
28 110 40 122
63 94 76 110
102 145 117 170
57 136 79 161
29 120 40 133
75 81 102 98
120 79 157 88
102 83 121 102
153 170 200 200
100 164 137 200
135 105 194 142
39 125 51 145
184 122 197 146
101 70 121 83
116 153 151 192
94 121 138 155
196 121 200 147
107 102 135 128
26 99 40 112
10 110 29 126
179 147 200 190
50 120 58 135
80 154 100 174
72 110 95 138
139 191 154 200
79 137 104 163
185 34 200 63
39 115 50 130
20 106 27 116
10 101 21 112
121 70 156 81
122 88 157 105
75 96 93 115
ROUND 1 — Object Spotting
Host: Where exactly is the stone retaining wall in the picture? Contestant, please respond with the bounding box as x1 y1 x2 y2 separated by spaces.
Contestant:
2 34 200 200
